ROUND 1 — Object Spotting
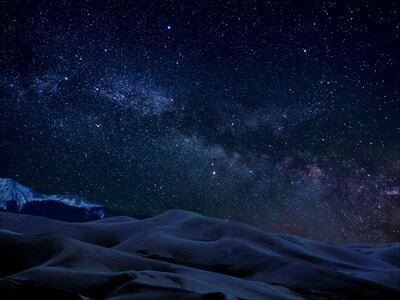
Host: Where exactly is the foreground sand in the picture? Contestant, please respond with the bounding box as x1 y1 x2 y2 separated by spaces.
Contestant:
1 210 399 299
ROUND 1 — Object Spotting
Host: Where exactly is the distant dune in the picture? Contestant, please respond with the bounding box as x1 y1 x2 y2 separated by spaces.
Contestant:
1 210 399 299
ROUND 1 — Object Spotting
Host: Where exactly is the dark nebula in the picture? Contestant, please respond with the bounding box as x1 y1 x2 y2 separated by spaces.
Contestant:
1 0 399 243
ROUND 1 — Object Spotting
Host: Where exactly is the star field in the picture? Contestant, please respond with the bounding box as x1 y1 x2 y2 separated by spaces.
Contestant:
1 0 399 243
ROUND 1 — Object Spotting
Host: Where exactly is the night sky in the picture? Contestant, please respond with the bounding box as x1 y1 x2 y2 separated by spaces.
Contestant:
1 0 399 243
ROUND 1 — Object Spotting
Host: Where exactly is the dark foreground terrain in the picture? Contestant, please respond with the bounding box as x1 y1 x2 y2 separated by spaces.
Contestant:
0 210 399 299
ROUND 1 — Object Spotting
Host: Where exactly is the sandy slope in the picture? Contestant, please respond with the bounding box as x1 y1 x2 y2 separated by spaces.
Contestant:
0 210 399 299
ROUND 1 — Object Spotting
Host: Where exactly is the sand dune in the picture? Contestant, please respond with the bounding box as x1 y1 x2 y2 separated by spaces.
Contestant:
1 210 399 299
